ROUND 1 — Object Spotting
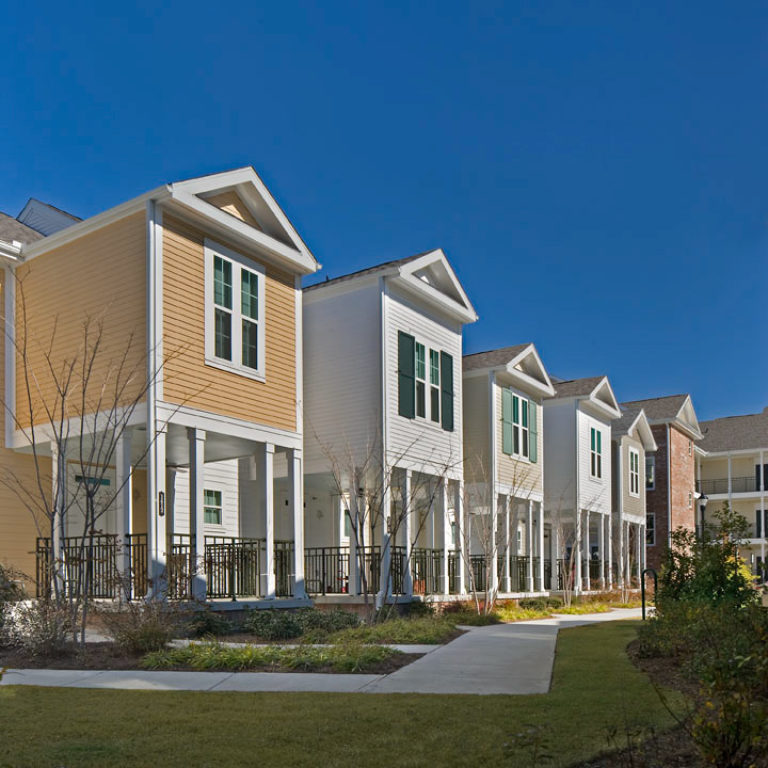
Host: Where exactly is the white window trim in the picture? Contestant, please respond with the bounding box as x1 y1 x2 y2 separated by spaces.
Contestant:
204 239 266 382
504 391 531 462
203 487 225 530
412 338 444 425
590 426 603 480
629 448 640 497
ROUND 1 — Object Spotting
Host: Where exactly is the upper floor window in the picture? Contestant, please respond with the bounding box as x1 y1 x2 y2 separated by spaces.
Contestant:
646 454 655 490
590 427 602 479
688 491 693 508
688 440 692 456
205 241 265 379
646 513 655 546
629 448 640 497
397 331 454 431
501 390 538 463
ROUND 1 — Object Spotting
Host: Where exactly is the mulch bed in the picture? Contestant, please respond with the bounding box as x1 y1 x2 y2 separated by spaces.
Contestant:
0 642 422 675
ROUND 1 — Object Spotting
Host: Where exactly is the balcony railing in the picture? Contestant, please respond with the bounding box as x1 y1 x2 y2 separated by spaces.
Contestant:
697 476 761 495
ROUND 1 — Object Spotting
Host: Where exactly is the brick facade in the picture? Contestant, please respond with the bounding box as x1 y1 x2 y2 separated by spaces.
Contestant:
645 424 697 571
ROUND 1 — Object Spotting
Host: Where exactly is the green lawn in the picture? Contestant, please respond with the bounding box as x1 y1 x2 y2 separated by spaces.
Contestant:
0 622 681 768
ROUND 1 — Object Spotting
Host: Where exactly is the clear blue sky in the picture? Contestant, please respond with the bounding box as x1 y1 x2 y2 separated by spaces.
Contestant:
2 1 765 421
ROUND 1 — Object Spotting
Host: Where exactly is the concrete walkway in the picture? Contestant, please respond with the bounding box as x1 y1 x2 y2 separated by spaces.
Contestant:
1 608 642 696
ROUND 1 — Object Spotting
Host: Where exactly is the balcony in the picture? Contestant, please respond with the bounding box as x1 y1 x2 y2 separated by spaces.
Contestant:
697 476 762 495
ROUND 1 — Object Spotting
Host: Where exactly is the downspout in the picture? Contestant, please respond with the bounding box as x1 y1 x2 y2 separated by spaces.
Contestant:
666 424 672 547
377 275 389 608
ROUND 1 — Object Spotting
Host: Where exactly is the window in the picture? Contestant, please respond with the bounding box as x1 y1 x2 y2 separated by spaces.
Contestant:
415 343 426 418
501 391 538 462
429 349 440 423
688 491 693 508
204 489 223 525
397 332 454 431
629 449 640 496
688 440 692 456
205 241 265 378
590 427 602 479
645 454 655 490
646 513 655 546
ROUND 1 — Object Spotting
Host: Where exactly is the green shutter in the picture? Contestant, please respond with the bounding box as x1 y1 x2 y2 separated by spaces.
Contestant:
597 430 602 454
398 332 415 419
529 400 538 463
440 351 454 431
502 389 513 455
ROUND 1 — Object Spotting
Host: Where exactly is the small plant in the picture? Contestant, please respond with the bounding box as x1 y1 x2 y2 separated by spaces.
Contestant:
0 563 25 641
188 610 233 638
243 608 303 640
99 601 187 654
2 599 72 657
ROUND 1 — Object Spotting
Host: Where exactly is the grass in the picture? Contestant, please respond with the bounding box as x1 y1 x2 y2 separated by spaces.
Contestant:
142 641 397 673
0 621 682 767
327 616 461 644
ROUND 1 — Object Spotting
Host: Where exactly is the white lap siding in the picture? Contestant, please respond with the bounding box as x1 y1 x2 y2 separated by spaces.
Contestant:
384 285 464 479
577 407 612 515
171 459 239 537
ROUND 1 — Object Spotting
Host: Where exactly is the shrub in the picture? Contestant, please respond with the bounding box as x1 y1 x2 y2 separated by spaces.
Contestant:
2 599 72 657
99 601 186 654
243 609 303 640
519 598 548 611
188 610 233 638
0 563 25 641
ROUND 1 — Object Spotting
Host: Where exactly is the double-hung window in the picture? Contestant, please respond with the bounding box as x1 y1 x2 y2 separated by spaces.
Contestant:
205 240 265 379
429 349 440 423
628 448 640 496
501 390 538 462
646 513 655 546
646 454 655 490
204 489 223 525
415 343 426 418
590 427 602 479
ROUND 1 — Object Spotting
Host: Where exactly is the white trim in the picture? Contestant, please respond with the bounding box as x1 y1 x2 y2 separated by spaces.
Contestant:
628 447 640 497
157 401 301 450
489 370 497 517
4 267 16 448
294 275 303 437
204 239 266 381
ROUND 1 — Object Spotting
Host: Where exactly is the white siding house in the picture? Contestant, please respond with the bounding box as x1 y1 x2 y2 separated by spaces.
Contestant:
303 250 477 602
543 376 621 592
462 344 556 596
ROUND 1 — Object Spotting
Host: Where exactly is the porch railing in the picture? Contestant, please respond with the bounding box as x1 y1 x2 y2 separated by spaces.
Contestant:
36 534 119 599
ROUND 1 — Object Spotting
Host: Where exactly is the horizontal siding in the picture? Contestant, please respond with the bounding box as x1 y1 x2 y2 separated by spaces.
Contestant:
462 375 489 485
577 407 612 514
303 283 381 476
543 399 577 515
171 460 240 537
162 215 297 432
616 435 645 521
495 383 543 499
384 284 464 478
15 213 147 430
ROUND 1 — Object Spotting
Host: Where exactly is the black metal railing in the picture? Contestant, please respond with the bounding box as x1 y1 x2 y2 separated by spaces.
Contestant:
126 532 147 599
205 536 261 599
304 546 350 595
36 534 119 599
411 547 442 595
697 476 760 495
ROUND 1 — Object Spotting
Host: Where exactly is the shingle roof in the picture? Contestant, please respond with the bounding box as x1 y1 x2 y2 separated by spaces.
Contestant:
463 344 531 371
549 376 605 399
0 212 44 245
621 394 689 421
699 409 768 453
304 251 433 292
613 407 643 438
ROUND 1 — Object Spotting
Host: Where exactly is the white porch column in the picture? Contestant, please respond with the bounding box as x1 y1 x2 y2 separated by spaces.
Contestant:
147 427 167 598
606 514 613 589
188 428 207 601
441 479 450 595
115 431 133 592
503 495 511 593
50 440 66 596
537 503 544 592
598 511 605 590
583 510 591 591
490 494 499 594
455 481 466 595
402 470 413 596
260 443 275 599
526 499 534 592
377 481 392 608
347 480 360 596
625 522 631 586
635 523 642 584
288 448 305 600
574 511 582 593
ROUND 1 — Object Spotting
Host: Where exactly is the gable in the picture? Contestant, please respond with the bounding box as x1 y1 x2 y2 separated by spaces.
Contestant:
412 261 464 305
200 190 263 231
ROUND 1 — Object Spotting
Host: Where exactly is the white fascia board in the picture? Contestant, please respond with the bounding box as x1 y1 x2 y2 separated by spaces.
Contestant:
628 411 658 452
505 345 556 397
644 416 702 442
591 377 621 418
167 191 316 275
19 186 169 262
699 447 768 459
391 273 478 325
583 394 622 422
399 249 478 321
0 240 21 264
494 366 555 399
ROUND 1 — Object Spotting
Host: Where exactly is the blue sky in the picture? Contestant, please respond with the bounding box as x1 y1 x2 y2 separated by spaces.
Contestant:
2 1 765 421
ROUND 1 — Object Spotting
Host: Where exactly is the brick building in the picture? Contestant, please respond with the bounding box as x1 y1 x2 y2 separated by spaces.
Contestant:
620 395 702 572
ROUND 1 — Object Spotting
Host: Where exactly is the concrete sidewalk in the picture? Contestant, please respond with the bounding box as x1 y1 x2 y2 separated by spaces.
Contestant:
1 608 642 696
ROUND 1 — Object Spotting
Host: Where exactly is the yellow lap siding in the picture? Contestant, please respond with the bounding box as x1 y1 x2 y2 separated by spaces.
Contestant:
14 213 148 431
162 215 297 432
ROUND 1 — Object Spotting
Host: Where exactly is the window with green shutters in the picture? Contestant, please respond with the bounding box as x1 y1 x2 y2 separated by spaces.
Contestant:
415 343 426 418
501 390 537 462
429 349 440 423
397 332 416 418
590 427 603 479
440 351 453 431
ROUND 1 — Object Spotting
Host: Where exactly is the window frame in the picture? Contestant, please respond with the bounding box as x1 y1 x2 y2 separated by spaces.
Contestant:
628 448 640 497
429 348 440 424
590 426 603 479
646 513 655 546
203 488 224 527
204 239 266 381
415 342 427 419
646 454 655 490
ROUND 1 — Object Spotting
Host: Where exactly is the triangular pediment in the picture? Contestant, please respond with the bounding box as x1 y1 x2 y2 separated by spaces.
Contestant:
590 377 621 417
169 167 318 275
508 344 555 395
676 395 702 439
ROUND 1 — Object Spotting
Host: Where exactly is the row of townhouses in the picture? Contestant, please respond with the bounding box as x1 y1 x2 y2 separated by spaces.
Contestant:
0 168 763 607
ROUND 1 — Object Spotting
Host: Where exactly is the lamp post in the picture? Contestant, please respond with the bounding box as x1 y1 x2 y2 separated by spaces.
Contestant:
698 493 708 540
